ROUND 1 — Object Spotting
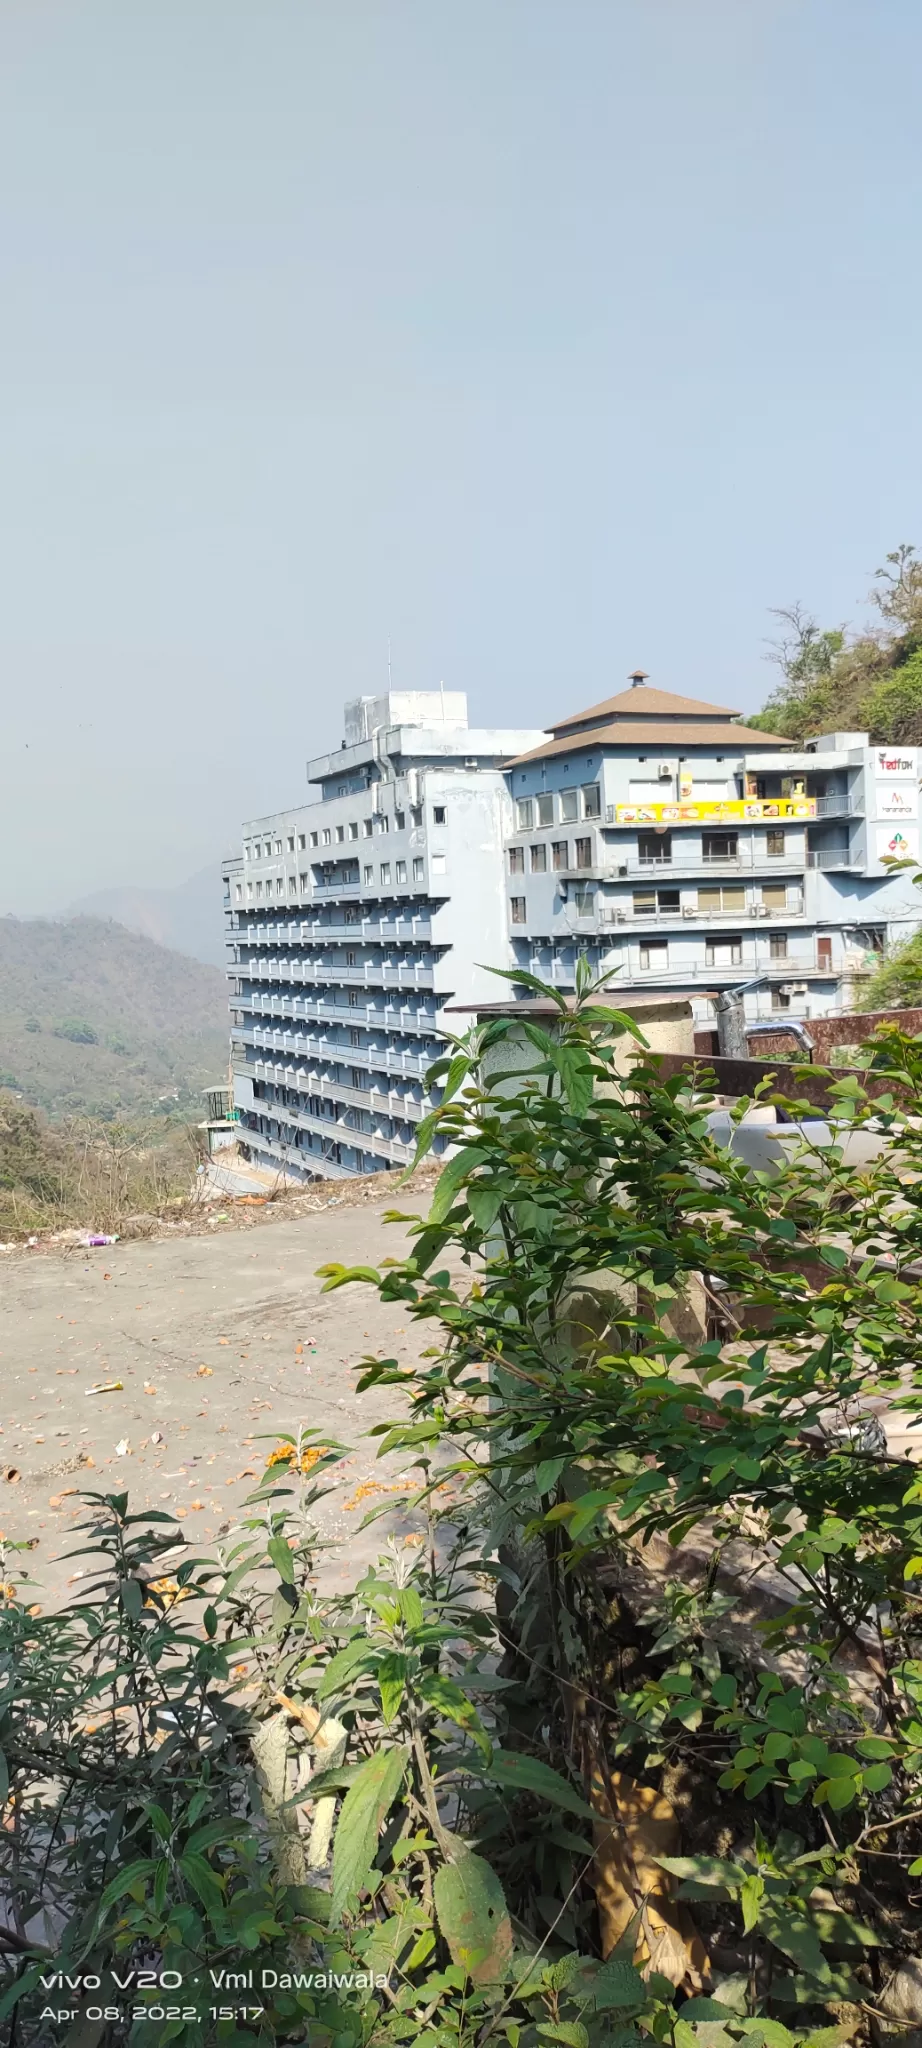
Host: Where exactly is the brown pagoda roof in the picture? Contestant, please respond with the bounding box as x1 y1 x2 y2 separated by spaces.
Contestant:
550 682 740 732
507 718 793 765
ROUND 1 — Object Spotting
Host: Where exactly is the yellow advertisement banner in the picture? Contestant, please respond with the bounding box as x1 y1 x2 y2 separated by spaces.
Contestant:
614 797 816 826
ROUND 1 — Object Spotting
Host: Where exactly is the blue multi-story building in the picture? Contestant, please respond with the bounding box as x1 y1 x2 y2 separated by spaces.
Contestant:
223 691 542 1179
502 674 922 1027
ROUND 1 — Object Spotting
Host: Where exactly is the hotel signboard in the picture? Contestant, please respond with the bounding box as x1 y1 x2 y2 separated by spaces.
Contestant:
614 797 817 826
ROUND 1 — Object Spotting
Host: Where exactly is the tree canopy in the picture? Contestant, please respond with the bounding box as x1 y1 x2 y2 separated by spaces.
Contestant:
747 543 922 743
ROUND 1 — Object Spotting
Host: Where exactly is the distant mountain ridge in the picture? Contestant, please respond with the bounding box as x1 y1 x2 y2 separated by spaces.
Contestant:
0 915 229 1120
66 863 226 968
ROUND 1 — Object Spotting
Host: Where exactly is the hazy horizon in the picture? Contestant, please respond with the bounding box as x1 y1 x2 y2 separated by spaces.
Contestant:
3 0 921 914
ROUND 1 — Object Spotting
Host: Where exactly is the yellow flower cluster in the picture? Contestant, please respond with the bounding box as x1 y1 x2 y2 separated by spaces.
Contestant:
266 1443 325 1474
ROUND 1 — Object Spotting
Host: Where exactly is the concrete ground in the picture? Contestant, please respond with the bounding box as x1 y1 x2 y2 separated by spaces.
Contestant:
0 1198 433 1611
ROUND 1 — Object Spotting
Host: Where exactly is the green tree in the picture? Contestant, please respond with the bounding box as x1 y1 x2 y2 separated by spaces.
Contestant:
861 644 922 742
861 924 922 1008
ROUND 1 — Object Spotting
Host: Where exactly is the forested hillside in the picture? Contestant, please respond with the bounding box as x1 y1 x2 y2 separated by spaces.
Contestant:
0 915 228 1120
746 541 922 743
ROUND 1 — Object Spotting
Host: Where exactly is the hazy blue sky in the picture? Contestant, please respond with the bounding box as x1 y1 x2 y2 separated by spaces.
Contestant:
3 0 921 913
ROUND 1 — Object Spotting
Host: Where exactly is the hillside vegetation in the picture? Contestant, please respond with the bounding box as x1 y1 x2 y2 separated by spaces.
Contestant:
746 540 922 742
0 915 228 1121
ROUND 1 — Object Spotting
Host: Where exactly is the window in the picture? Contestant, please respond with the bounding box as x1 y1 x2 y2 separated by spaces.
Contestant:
412 857 424 881
761 883 787 910
510 896 527 924
395 810 405 830
380 863 391 884
287 836 295 851
299 872 307 889
771 989 791 1011
298 833 306 849
288 875 297 894
235 882 242 900
509 846 525 874
552 840 568 870
336 825 345 842
396 860 407 883
431 853 446 875
769 933 788 959
346 949 356 966
246 882 253 898
633 887 680 915
703 832 738 861
433 805 447 824
582 784 601 818
349 1028 361 1046
322 828 332 846
256 881 263 898
351 1067 362 1088
573 883 594 918
349 820 359 839
698 884 745 913
349 990 358 1007
705 937 743 966
817 935 833 967
638 831 672 865
376 814 389 832
274 839 282 854
639 940 668 970
310 831 318 847
530 844 547 873
363 865 374 884
537 793 554 827
411 805 423 827
515 799 534 829
363 818 373 836
574 837 592 870
276 878 284 896
767 829 785 856
561 789 579 821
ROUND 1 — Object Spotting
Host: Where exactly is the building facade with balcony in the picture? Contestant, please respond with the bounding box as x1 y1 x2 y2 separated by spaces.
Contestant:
223 691 543 1179
502 676 922 1024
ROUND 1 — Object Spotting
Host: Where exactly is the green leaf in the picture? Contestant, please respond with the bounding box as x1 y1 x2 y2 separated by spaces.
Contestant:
759 1903 826 1976
484 1749 596 1819
420 1673 491 1758
429 1147 491 1225
587 1956 647 2009
121 1577 143 1620
330 1743 409 1927
180 1850 225 1911
379 1652 408 1725
433 1846 513 1987
98 1857 155 1912
855 1735 894 1759
860 1762 893 1792
317 1635 380 1701
268 1535 295 1584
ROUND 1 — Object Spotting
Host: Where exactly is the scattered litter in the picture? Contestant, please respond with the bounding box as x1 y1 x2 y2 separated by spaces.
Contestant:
151 1431 163 1444
85 1380 123 1397
196 1364 213 1377
84 1234 119 1247
115 1439 130 1457
3 1468 20 1484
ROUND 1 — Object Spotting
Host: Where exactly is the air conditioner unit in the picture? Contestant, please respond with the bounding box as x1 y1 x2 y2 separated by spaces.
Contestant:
754 903 769 918
656 762 673 780
681 905 698 919
606 805 615 823
781 982 808 997
618 863 628 877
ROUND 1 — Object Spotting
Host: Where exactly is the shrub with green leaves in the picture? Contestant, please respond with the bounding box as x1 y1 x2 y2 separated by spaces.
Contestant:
5 964 922 2044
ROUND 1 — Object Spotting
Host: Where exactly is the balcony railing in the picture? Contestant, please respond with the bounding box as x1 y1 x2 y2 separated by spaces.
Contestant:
621 850 807 875
233 1030 432 1078
806 849 862 870
814 794 859 817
